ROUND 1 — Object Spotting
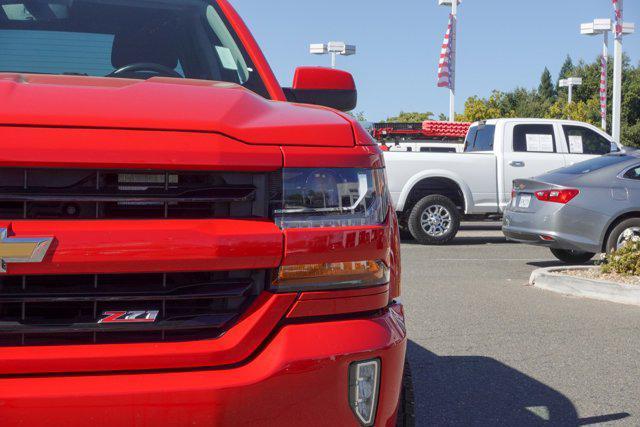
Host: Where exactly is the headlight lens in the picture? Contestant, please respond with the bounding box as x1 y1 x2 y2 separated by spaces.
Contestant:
274 168 389 229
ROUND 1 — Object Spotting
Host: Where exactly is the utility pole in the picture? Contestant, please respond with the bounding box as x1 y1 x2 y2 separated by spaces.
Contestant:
611 0 635 143
449 0 457 122
438 0 459 122
602 30 609 131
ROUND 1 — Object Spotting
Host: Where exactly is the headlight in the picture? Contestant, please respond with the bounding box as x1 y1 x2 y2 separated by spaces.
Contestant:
273 168 389 229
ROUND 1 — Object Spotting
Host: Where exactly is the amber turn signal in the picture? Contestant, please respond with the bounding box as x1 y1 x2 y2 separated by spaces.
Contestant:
272 260 389 292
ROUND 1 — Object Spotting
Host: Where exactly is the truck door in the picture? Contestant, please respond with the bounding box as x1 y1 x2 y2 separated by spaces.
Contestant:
501 123 566 209
560 124 617 166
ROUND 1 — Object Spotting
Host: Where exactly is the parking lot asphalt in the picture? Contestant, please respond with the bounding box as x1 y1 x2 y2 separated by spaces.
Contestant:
403 222 640 427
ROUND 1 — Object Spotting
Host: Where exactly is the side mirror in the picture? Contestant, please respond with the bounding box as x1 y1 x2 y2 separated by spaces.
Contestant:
283 67 357 112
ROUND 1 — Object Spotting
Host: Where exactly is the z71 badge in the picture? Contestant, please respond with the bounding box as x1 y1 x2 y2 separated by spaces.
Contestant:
98 310 159 324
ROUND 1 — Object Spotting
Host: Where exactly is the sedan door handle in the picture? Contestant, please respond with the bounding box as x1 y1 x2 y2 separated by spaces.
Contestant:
509 161 525 167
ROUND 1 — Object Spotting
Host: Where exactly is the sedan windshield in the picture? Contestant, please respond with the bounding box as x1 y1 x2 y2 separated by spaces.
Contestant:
0 0 269 97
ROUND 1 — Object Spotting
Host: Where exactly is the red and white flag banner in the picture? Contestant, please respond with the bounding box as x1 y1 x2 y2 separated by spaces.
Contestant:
437 13 456 89
613 0 623 39
600 54 607 119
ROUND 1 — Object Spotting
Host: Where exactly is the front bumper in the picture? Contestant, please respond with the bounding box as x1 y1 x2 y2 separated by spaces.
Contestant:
0 304 407 427
502 204 608 254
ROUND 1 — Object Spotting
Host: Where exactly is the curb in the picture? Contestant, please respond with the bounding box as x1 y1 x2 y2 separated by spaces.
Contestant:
529 266 640 306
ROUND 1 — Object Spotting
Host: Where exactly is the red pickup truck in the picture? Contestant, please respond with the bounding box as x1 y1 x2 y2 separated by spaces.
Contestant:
0 1 410 426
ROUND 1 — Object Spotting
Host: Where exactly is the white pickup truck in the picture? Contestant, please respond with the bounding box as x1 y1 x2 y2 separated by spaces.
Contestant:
385 118 619 244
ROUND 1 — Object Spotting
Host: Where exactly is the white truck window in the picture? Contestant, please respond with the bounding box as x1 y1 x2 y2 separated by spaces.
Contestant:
464 124 495 152
513 124 556 153
563 125 612 155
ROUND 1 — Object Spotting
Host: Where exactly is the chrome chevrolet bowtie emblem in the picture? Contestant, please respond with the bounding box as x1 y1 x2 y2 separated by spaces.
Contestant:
0 227 53 273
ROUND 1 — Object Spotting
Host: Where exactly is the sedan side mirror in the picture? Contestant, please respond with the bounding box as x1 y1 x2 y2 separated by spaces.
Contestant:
283 66 357 112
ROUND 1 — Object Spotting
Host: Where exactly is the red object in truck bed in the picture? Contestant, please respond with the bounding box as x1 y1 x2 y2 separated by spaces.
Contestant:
421 120 471 138
372 120 471 140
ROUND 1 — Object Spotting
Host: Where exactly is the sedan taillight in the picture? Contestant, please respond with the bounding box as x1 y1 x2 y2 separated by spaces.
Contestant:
534 189 580 204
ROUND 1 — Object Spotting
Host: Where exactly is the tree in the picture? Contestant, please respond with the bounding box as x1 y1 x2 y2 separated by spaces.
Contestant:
545 98 599 124
457 94 504 122
385 111 434 122
557 54 575 90
538 67 556 101
348 111 367 122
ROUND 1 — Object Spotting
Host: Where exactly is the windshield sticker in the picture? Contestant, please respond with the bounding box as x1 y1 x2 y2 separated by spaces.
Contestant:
526 134 554 152
215 46 238 71
569 135 584 153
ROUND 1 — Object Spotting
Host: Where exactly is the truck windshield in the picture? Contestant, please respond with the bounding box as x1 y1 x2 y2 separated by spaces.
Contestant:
0 0 269 97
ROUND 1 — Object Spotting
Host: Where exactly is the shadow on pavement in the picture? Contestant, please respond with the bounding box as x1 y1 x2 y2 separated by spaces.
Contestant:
407 340 630 426
444 236 508 246
458 223 503 232
528 260 595 269
400 235 509 246
400 222 508 246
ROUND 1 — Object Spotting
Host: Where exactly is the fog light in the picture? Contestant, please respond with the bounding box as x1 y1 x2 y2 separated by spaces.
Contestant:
349 359 380 427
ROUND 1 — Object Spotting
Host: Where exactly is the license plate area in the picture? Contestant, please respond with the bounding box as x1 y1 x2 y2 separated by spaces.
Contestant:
518 194 532 209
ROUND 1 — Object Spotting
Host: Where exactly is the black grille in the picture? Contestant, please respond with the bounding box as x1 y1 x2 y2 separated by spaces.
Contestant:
0 169 271 219
0 270 264 346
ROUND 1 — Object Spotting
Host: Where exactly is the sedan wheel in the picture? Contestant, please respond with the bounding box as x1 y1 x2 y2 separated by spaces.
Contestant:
606 218 640 253
615 226 640 250
550 248 595 265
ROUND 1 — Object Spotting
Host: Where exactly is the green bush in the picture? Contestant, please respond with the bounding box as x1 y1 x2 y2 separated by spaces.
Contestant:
601 236 640 276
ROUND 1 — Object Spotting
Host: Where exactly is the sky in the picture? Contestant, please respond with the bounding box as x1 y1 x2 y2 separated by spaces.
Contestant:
231 0 639 122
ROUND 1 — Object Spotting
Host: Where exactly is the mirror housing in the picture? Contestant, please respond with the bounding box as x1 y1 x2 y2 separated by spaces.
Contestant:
283 67 357 112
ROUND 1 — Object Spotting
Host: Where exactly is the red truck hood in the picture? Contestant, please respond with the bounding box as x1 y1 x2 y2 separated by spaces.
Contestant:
0 73 354 147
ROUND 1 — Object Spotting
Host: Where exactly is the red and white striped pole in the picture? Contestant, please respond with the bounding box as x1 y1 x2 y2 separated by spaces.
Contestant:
612 0 624 143
600 32 608 131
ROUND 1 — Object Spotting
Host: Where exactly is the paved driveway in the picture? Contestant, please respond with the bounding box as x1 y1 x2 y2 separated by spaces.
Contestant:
403 222 640 426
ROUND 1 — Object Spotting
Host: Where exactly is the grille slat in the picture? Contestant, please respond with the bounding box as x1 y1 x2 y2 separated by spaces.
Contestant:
0 271 263 346
0 186 256 203
0 168 269 220
0 313 236 335
0 280 252 303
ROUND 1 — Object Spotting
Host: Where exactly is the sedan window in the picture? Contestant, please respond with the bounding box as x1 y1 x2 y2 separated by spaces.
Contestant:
623 165 640 180
561 154 630 174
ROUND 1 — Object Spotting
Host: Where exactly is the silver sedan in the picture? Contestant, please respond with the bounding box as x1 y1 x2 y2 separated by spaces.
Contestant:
503 152 640 264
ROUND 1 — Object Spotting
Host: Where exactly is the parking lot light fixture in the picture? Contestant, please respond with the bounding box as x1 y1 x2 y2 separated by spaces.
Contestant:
309 41 356 69
558 77 582 104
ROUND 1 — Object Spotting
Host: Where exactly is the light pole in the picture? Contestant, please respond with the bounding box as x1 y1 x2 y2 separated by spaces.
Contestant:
581 19 612 131
559 77 583 104
611 0 635 143
438 0 460 122
310 42 356 69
